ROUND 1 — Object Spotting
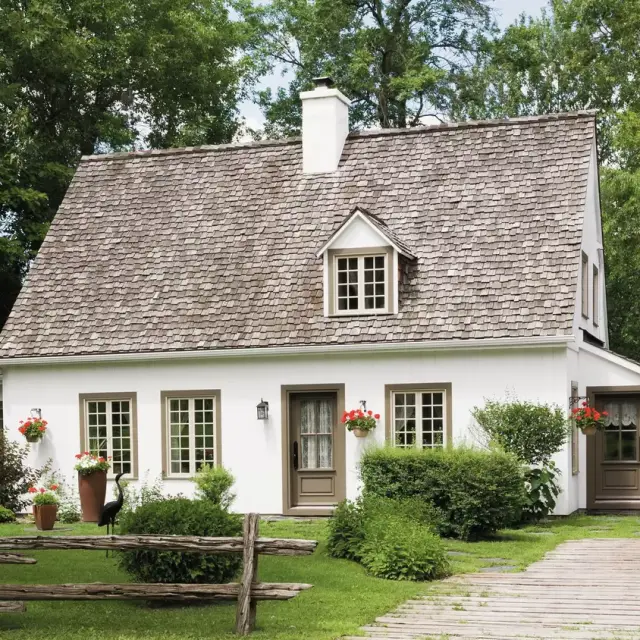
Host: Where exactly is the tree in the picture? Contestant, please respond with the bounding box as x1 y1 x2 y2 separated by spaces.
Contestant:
240 0 495 136
0 0 252 328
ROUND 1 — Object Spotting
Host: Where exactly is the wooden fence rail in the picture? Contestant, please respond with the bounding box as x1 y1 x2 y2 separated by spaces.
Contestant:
0 513 317 636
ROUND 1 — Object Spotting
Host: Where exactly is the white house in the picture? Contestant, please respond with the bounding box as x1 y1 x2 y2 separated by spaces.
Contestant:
2 79 640 516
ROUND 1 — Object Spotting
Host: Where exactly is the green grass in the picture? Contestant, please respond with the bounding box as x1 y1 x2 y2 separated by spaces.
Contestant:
1 514 640 639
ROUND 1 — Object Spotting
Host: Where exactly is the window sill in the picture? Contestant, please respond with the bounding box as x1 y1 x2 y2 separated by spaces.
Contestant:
329 311 395 318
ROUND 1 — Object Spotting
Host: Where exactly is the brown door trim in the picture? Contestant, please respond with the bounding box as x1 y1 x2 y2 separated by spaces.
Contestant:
281 384 346 516
586 386 640 510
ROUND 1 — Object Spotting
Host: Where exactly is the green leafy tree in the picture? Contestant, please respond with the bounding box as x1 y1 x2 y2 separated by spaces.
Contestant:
240 0 495 136
0 0 252 328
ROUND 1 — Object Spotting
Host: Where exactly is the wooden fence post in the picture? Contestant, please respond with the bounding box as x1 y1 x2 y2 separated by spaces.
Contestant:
235 513 259 635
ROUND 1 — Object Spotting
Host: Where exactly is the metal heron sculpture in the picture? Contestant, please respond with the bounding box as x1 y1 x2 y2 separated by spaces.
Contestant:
98 472 126 555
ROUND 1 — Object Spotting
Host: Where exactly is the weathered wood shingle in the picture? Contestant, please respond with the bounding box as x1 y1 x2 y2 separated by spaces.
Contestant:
0 112 595 358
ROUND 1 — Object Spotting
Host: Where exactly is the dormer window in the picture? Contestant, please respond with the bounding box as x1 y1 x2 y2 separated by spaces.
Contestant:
317 206 416 318
336 253 388 313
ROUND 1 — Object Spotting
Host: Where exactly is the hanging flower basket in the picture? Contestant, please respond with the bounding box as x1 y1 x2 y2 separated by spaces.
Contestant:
572 401 607 436
75 453 111 522
342 408 380 437
18 416 48 443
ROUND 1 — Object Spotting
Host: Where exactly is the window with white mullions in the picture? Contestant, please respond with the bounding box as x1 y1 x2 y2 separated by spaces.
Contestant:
335 254 387 313
86 399 132 476
167 396 216 476
392 391 446 449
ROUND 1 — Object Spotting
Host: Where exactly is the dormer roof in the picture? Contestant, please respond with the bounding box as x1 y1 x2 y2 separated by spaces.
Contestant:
316 207 417 260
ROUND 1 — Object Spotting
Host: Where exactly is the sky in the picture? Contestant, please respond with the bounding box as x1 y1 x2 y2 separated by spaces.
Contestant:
239 0 551 130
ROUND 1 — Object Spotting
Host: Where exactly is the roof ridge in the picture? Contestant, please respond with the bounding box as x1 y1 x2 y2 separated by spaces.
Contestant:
80 110 597 163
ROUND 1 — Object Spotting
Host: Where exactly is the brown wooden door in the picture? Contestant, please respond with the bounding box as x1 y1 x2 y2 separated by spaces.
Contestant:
288 392 345 510
589 394 640 510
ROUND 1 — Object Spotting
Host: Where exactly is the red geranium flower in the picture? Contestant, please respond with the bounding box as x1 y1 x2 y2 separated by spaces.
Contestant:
28 487 37 494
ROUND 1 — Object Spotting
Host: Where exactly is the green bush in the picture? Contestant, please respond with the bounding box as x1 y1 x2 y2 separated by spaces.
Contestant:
327 498 365 561
194 464 236 509
472 399 569 466
0 428 42 512
328 496 449 581
360 513 449 581
360 446 526 540
0 506 16 523
472 399 570 521
118 498 242 584
117 474 165 520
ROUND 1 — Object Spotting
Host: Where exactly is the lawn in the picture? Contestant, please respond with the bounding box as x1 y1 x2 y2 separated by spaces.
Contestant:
1 514 639 640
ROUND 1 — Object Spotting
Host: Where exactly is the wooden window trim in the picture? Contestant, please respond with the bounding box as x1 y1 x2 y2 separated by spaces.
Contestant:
384 383 452 448
593 264 599 327
581 252 589 319
79 392 139 480
161 390 222 479
328 246 395 316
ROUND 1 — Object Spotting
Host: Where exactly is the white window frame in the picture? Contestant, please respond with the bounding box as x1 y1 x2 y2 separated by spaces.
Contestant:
333 253 389 315
165 395 217 478
390 389 448 449
593 264 600 327
83 396 135 479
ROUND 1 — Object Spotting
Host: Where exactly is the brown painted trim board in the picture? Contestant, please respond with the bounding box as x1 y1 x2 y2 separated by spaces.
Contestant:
280 384 345 517
78 392 139 480
160 389 222 479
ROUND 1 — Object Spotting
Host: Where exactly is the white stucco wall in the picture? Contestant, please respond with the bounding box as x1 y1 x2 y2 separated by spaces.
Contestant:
2 345 570 514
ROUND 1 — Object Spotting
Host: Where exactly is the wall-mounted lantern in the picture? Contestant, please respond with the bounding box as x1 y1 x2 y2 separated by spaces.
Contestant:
359 400 367 412
30 408 42 419
257 399 269 421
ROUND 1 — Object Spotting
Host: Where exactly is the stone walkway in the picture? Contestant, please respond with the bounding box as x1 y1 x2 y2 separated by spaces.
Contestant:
346 539 640 639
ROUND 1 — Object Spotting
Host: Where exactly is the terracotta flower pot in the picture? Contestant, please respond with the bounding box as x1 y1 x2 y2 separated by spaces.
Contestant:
352 428 370 438
33 504 57 531
78 470 107 522
25 433 42 443
581 424 597 436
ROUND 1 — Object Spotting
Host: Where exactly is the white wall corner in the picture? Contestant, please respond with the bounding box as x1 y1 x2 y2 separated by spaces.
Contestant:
301 80 351 174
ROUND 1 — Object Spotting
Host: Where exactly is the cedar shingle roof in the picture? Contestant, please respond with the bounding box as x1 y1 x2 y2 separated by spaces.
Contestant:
0 112 596 358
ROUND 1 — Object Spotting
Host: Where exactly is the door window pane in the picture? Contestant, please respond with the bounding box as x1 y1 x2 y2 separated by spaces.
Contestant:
603 400 638 462
300 398 334 469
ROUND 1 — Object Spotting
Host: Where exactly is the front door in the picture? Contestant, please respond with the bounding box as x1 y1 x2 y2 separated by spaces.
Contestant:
588 393 640 510
286 390 345 513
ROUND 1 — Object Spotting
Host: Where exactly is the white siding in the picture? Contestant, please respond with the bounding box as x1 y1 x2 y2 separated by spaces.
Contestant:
3 346 570 513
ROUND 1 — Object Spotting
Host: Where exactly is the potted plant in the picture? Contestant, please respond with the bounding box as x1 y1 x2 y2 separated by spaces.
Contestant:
18 416 48 443
75 452 111 522
572 401 608 436
342 408 380 438
29 484 59 531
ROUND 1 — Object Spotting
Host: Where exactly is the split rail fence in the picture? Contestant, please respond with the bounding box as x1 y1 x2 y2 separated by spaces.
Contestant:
0 513 317 635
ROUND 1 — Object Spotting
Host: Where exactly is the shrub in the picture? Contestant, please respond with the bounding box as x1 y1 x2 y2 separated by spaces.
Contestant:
0 506 16 523
360 513 449 581
327 498 365 561
328 496 449 581
118 498 242 584
472 399 569 466
360 446 525 540
472 399 570 521
194 465 236 510
0 428 42 512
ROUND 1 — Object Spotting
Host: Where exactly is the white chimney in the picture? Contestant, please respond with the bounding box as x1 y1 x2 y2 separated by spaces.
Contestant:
300 77 351 174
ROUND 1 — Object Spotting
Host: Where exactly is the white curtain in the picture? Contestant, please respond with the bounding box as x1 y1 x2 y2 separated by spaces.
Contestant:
604 402 638 428
300 399 333 469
